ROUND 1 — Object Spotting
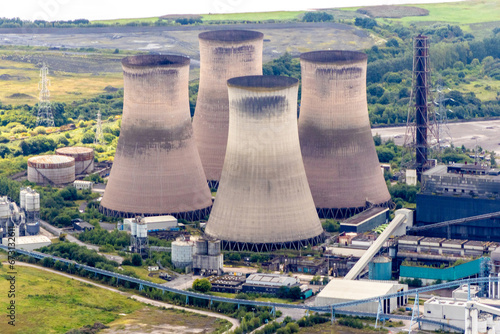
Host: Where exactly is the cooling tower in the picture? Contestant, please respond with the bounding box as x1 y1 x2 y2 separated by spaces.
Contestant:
299 50 391 218
100 55 212 220
205 76 324 252
192 30 264 186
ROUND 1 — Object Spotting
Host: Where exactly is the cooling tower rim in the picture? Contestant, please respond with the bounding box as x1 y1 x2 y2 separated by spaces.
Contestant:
199 29 263 42
300 50 367 64
227 75 298 90
122 54 190 69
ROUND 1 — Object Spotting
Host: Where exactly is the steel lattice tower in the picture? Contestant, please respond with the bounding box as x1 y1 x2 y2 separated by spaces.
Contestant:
36 63 55 127
404 35 436 181
94 109 104 145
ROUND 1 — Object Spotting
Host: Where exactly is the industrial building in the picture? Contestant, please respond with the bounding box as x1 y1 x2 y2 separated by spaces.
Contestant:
55 146 94 175
27 155 75 185
205 75 324 251
340 207 389 233
315 279 408 313
73 221 95 232
192 238 224 275
1 193 41 239
73 180 93 190
121 215 178 233
242 273 300 294
209 275 246 293
416 164 500 241
100 55 212 220
298 50 391 218
1 235 51 251
192 29 264 186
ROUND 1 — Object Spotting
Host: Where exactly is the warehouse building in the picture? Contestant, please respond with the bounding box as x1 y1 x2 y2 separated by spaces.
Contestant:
121 215 178 233
242 274 300 294
2 235 51 251
315 279 407 313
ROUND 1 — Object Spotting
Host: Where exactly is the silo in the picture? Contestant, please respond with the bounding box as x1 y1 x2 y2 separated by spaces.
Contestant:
368 256 392 281
20 188 28 210
208 240 221 256
0 197 10 219
25 191 40 213
100 55 212 220
171 239 194 268
299 50 391 218
205 76 324 252
27 155 75 185
196 239 208 255
192 30 264 186
56 146 94 174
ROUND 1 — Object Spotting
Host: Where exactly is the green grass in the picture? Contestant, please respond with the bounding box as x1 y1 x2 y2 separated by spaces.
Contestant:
201 11 305 21
460 78 500 101
91 16 159 25
121 265 168 284
0 265 143 334
387 0 500 25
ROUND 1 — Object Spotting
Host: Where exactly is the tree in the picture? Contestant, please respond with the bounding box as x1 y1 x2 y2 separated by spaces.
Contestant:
288 286 302 300
302 12 333 22
131 254 143 266
192 278 211 293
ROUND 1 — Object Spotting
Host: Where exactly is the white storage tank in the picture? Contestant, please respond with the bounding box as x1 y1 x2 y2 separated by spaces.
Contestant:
493 317 500 334
20 188 28 210
479 315 488 334
56 146 94 175
130 219 138 236
25 191 40 212
137 222 148 238
27 155 75 185
172 239 194 268
0 197 9 219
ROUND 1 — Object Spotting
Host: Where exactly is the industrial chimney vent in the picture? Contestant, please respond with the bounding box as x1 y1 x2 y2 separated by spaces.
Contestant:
199 30 263 42
122 54 190 68
300 50 368 64
228 75 298 89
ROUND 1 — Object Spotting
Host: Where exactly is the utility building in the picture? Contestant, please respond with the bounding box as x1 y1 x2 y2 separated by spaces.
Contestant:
205 75 324 251
298 50 391 218
192 30 264 186
100 55 212 220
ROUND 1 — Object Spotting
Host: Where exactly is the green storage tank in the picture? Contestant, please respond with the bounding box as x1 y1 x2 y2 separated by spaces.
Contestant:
369 256 392 280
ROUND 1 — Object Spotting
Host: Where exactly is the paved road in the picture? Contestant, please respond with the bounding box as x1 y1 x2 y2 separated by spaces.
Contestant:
38 219 124 264
8 262 239 333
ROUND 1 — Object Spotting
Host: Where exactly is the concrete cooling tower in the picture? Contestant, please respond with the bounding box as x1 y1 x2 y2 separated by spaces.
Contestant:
192 30 264 186
205 76 324 252
100 55 212 220
298 50 391 219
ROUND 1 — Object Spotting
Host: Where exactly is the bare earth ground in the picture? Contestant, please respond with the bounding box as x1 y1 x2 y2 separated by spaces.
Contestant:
371 119 500 155
8 262 239 334
0 22 373 64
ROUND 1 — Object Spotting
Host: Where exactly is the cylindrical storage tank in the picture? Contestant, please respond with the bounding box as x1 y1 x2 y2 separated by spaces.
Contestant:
479 315 488 334
369 256 392 280
208 240 220 256
0 197 9 219
486 314 494 334
196 239 208 255
20 188 28 210
192 30 264 185
26 222 40 236
137 222 148 238
130 219 137 237
205 76 324 252
25 191 40 212
171 240 194 268
100 55 212 220
298 51 391 219
27 155 75 185
56 146 94 175
494 318 500 334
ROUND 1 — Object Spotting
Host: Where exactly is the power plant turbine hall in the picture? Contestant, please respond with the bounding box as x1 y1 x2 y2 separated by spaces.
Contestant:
298 50 391 219
192 30 264 187
100 55 212 220
205 75 324 252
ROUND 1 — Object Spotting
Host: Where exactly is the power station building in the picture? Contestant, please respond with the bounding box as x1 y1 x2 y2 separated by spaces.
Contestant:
192 30 264 186
298 50 391 218
205 75 324 251
100 55 212 220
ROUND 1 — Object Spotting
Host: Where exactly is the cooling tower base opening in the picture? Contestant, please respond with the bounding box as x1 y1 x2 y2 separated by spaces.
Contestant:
220 233 325 252
317 201 393 219
99 205 212 222
207 180 219 190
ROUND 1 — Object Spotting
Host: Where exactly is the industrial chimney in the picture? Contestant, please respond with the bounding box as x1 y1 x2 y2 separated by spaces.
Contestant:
205 75 324 252
192 30 264 187
100 55 212 220
299 50 391 218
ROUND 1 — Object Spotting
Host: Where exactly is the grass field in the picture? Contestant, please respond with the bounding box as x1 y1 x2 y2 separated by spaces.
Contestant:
91 16 160 25
0 265 143 334
460 78 500 101
201 11 305 21
0 58 123 105
0 264 231 334
209 291 300 304
388 0 500 25
121 265 168 284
